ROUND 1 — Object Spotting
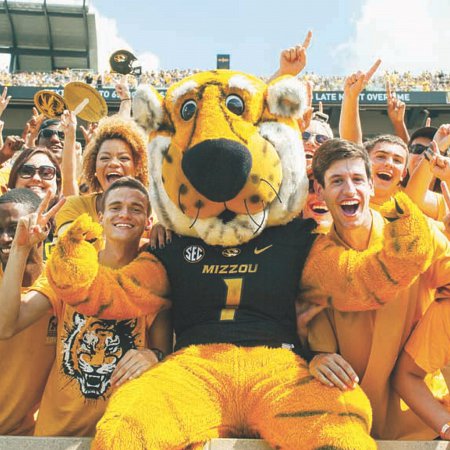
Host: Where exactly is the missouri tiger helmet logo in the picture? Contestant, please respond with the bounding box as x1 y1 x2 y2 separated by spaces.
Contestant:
134 70 309 247
62 313 138 399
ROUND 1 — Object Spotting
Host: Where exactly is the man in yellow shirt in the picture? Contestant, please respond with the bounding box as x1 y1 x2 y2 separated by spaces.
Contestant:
301 138 450 440
0 178 171 436
0 188 56 435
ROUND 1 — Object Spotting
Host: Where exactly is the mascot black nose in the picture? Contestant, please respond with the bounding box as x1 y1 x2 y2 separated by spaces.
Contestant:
182 139 252 202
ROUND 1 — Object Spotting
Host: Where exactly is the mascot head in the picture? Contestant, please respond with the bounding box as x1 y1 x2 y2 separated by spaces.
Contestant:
134 70 308 246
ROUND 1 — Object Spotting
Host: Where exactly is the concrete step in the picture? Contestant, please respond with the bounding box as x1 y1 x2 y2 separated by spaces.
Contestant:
1 437 450 449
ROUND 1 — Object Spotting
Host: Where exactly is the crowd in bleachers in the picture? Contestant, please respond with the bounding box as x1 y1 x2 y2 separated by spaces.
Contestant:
1 67 449 91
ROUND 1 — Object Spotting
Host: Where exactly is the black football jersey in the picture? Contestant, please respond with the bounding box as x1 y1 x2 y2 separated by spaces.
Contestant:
149 219 317 352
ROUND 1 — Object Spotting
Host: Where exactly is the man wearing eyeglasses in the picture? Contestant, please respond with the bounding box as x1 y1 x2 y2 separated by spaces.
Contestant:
37 119 64 163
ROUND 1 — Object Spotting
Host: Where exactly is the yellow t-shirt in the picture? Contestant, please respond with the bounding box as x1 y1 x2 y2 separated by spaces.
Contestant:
31 274 156 437
55 193 100 235
306 211 450 440
405 300 450 374
0 268 56 436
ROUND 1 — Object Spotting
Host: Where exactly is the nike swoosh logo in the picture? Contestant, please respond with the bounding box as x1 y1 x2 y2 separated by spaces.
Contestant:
254 244 273 255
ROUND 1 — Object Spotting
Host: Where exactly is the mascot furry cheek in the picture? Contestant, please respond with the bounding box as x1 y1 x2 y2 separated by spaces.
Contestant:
48 71 377 450
133 71 309 246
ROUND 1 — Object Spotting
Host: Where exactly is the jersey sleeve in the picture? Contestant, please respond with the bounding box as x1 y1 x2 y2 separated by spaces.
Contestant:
405 300 450 374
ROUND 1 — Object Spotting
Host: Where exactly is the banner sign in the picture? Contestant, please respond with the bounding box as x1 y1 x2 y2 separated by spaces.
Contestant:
312 90 449 105
3 86 449 105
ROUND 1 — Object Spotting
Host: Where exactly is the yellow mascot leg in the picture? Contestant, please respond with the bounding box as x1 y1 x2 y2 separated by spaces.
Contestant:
92 344 376 450
243 347 377 450
92 346 229 450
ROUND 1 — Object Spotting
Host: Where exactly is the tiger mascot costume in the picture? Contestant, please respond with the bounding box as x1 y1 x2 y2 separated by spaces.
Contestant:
47 70 434 449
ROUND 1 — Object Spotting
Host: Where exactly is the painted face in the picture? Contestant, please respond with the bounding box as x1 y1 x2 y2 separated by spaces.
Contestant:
303 120 333 171
100 187 149 243
37 125 64 162
317 158 373 233
302 177 332 229
369 142 408 199
95 139 136 192
0 202 31 268
408 136 431 174
14 153 58 199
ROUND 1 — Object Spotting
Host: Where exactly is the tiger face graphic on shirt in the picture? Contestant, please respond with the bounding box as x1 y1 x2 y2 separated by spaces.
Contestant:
62 313 138 399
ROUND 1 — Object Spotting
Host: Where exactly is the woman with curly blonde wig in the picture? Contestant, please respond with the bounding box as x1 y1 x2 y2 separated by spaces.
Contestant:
55 115 149 235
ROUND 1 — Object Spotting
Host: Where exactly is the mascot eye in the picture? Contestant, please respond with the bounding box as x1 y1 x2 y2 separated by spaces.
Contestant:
226 95 244 115
180 100 197 121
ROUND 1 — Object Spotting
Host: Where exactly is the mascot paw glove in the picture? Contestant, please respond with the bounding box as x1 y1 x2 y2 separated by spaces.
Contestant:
379 192 434 275
46 214 103 305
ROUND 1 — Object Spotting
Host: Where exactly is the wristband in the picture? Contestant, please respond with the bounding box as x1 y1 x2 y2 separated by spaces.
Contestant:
440 422 450 439
150 347 165 362
120 98 131 102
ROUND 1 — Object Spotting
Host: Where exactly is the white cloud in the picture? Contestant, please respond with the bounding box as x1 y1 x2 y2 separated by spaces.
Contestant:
335 0 450 74
92 6 160 72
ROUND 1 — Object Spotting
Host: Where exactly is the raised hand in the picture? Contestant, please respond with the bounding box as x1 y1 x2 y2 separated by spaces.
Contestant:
60 110 77 141
12 191 65 249
0 87 11 117
277 31 313 77
386 80 406 125
115 75 131 101
79 122 98 146
344 59 381 99
434 123 450 155
0 135 25 164
24 107 45 147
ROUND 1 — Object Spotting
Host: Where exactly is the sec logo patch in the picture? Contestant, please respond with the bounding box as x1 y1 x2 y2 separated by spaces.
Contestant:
183 245 205 263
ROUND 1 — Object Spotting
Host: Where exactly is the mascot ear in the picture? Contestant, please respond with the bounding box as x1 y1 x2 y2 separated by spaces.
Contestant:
266 76 307 119
133 85 166 133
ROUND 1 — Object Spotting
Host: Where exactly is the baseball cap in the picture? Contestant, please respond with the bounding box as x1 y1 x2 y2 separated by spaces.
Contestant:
408 126 437 146
39 118 60 131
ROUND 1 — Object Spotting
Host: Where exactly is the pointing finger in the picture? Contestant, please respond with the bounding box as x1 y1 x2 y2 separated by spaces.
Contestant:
302 30 313 49
365 58 382 82
386 80 392 99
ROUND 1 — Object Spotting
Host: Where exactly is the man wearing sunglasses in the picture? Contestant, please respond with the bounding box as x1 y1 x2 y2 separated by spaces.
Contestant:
37 119 64 163
408 126 437 175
